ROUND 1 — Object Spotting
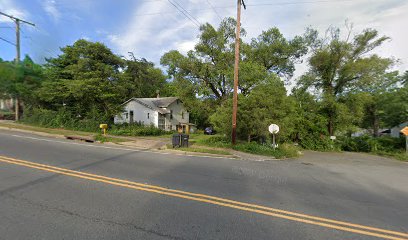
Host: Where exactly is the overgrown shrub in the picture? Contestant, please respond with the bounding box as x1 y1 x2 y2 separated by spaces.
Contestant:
0 110 15 120
22 108 101 132
338 135 404 153
109 123 168 136
299 134 337 151
22 108 169 136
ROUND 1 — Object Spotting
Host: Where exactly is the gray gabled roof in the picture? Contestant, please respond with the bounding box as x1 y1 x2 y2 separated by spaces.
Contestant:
122 97 180 114
150 97 179 108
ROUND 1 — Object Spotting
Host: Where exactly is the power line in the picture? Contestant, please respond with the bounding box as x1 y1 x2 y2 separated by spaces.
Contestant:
129 0 352 17
0 36 15 46
167 0 200 27
172 0 201 25
205 0 223 21
245 0 353 7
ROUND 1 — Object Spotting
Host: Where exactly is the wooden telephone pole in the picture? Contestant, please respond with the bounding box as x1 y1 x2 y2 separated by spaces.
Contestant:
0 12 35 121
231 0 245 145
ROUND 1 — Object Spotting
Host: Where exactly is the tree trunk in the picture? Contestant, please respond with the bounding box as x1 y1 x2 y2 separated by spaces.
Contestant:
328 114 334 136
247 134 251 143
14 98 19 121
373 114 379 137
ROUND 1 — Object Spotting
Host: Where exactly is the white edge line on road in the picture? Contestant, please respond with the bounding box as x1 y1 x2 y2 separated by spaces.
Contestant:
6 133 237 160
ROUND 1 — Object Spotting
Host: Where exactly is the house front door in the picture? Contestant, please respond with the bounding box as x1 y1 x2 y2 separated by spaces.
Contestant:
129 111 134 124
158 114 165 130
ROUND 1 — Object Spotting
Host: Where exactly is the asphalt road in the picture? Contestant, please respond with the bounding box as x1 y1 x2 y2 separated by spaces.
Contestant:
0 129 407 240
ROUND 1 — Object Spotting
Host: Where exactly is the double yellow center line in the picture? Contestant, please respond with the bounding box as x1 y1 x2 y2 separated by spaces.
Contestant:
0 156 407 240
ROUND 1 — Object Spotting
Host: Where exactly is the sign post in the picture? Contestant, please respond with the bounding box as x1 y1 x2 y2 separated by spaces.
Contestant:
401 127 408 154
268 124 280 149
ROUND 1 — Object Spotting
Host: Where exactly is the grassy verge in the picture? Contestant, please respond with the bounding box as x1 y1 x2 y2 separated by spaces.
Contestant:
0 122 129 143
232 142 300 158
0 121 93 136
373 151 408 162
166 144 232 155
190 135 300 159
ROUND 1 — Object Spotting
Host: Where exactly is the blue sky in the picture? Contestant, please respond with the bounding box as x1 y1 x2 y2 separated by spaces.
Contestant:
1 0 408 79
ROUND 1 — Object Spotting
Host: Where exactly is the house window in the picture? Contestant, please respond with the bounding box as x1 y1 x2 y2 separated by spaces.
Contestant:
147 113 150 119
181 111 184 119
170 110 173 120
125 113 128 119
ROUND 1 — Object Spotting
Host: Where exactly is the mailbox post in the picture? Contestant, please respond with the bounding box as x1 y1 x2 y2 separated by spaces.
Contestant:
99 124 108 136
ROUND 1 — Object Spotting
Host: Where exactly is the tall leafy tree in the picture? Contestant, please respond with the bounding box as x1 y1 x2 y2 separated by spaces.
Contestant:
0 56 43 114
210 75 296 141
298 27 394 135
38 39 123 120
247 27 308 78
161 18 309 100
119 53 167 99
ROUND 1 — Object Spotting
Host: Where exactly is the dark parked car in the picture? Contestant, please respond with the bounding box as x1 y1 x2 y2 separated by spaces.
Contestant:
204 127 216 135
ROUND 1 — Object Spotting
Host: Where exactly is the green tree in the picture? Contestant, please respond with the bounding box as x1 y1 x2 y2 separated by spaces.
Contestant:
378 85 408 128
298 27 394 135
210 75 295 142
38 39 123 121
119 53 167 99
0 56 43 114
247 27 308 78
161 18 309 100
289 88 328 146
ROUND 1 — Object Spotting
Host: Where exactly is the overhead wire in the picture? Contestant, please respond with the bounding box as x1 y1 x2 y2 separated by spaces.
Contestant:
205 0 223 21
172 0 201 25
167 0 200 27
130 0 353 17
0 36 15 46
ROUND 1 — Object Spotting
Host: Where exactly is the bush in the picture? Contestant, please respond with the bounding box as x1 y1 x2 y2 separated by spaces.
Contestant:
109 123 168 136
22 108 101 132
299 134 337 151
0 110 15 120
338 135 404 153
22 108 169 136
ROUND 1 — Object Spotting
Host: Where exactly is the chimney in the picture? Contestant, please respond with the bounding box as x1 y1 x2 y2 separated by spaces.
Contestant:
156 90 160 98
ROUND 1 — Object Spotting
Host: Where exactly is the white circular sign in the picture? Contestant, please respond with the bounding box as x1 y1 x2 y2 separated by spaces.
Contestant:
268 124 279 134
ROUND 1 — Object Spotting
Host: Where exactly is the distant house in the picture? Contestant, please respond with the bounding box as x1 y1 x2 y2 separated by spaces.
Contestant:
114 97 190 131
390 121 408 138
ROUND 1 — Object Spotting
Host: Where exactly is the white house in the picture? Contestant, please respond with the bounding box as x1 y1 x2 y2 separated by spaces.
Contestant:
114 97 190 131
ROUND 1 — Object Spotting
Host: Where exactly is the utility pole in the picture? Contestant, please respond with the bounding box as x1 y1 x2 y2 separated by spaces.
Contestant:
231 0 245 145
0 12 35 121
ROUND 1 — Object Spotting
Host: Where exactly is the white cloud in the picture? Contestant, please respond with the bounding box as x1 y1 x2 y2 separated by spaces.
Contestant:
176 40 197 54
42 0 61 22
107 0 221 61
107 0 407 76
0 0 28 22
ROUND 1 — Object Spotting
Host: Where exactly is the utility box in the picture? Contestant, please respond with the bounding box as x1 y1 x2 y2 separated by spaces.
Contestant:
172 134 181 148
181 134 189 148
